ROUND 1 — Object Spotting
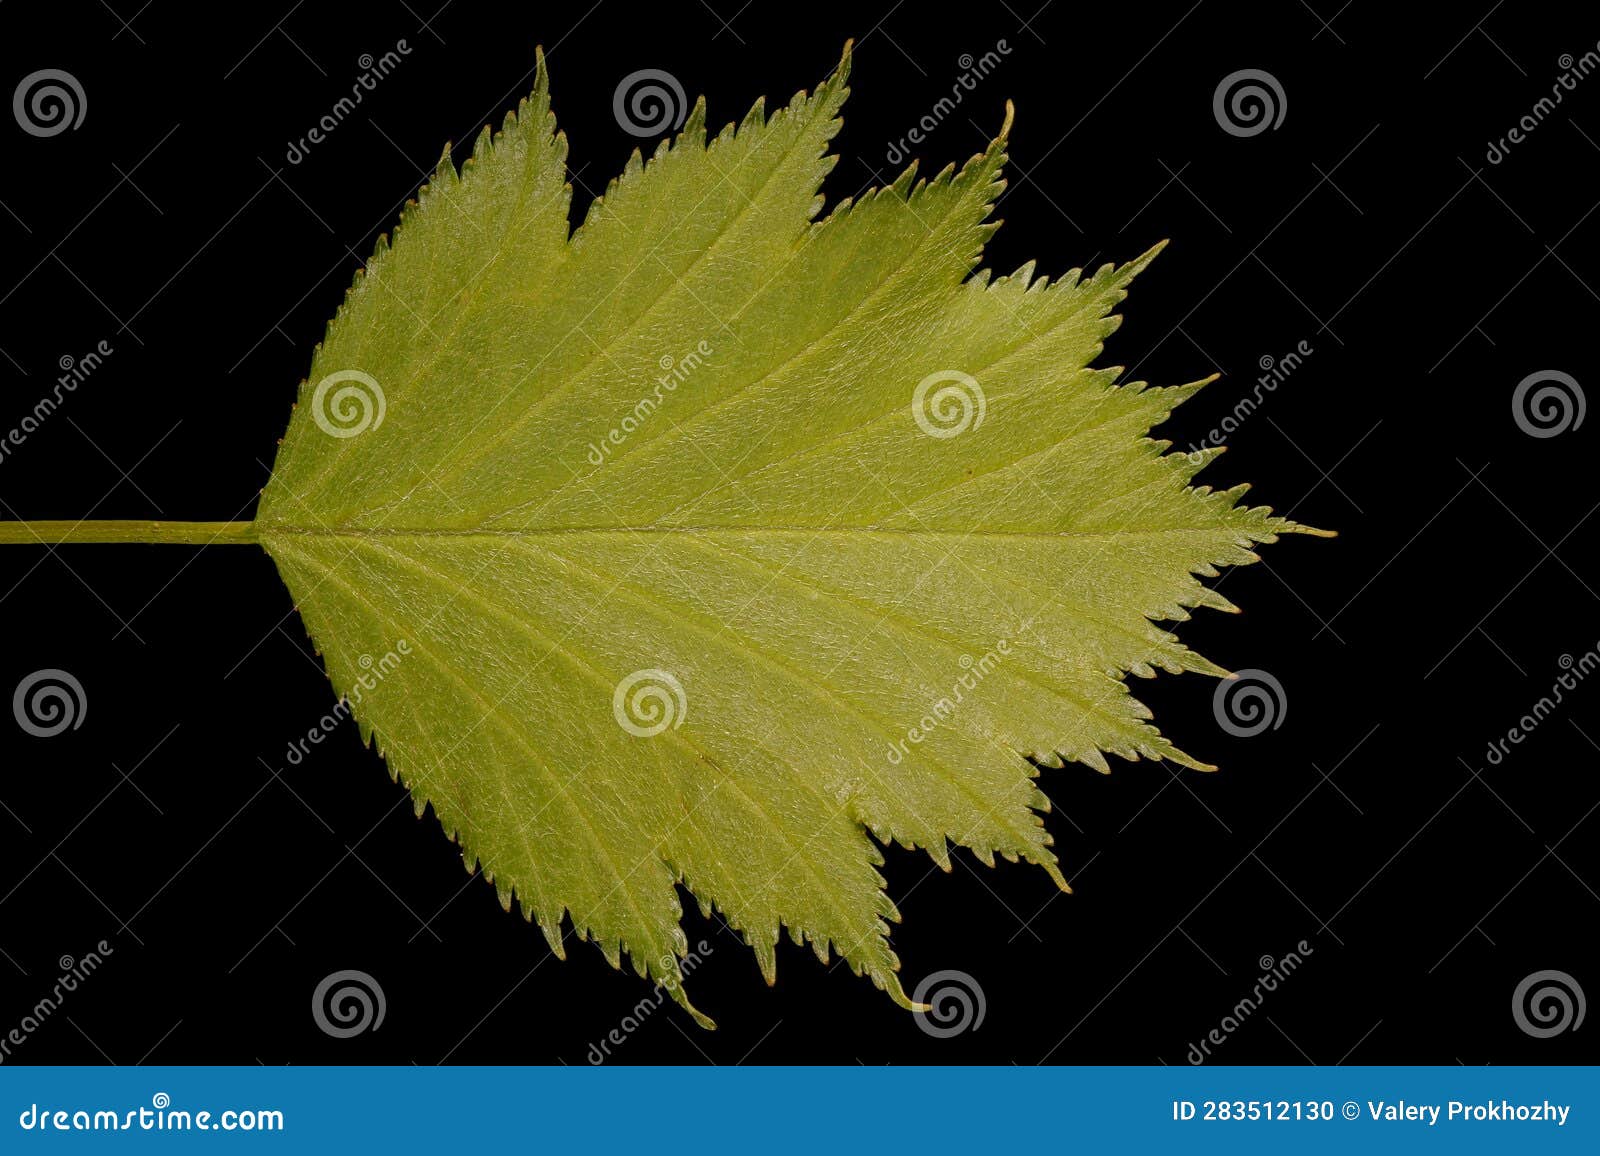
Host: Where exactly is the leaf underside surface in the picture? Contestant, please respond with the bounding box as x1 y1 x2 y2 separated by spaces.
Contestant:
257 46 1321 1025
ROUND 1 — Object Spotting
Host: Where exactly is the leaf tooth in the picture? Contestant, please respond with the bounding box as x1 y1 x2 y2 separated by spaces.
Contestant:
1115 237 1170 284
636 948 717 1030
429 140 459 190
1176 646 1230 678
535 914 567 961
874 885 903 925
918 161 960 198
531 44 550 97
676 996 717 1032
875 969 921 1013
592 929 622 970
1078 747 1112 774
465 122 494 168
1195 587 1241 614
886 159 920 198
739 94 766 132
680 95 708 144
751 936 778 987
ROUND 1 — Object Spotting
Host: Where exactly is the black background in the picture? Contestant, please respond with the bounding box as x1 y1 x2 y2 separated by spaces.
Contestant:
1 0 1596 1066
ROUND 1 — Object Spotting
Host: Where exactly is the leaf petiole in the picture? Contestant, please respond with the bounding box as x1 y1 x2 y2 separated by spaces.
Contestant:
0 520 258 546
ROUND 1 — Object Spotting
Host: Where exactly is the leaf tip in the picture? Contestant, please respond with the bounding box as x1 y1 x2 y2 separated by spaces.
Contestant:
1117 237 1170 283
682 1000 717 1031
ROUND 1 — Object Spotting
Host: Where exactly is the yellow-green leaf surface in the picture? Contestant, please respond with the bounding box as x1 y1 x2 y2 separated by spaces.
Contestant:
256 45 1321 1025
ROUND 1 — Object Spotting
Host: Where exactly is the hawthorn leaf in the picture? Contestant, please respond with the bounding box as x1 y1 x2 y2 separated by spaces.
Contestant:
243 44 1324 1026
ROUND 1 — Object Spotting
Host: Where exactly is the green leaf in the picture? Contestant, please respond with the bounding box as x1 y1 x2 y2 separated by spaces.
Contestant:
4 45 1325 1026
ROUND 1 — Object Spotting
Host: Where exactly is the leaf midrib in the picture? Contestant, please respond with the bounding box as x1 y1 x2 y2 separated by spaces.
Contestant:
257 525 1222 539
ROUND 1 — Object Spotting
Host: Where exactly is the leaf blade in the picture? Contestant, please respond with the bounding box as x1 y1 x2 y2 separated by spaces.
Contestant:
259 44 1320 1023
